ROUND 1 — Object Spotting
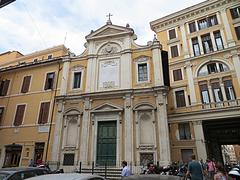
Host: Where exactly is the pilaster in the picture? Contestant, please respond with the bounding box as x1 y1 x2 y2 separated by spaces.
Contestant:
193 120 207 161
120 50 132 89
51 101 64 162
60 60 70 95
155 91 171 166
185 62 197 104
124 94 133 163
180 23 190 58
231 52 240 86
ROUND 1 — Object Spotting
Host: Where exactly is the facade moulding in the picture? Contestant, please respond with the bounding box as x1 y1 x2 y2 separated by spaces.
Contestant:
150 0 239 32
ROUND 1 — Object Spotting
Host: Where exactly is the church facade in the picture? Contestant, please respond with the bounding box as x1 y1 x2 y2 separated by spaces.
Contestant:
51 21 171 171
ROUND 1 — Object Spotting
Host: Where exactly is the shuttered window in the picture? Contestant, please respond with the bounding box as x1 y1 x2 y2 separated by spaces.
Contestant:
0 80 10 96
173 69 182 81
14 105 26 126
175 90 186 107
169 29 176 40
21 76 31 93
63 153 75 166
189 22 196 33
0 107 4 124
170 45 179 58
179 123 191 140
38 102 50 124
44 72 55 90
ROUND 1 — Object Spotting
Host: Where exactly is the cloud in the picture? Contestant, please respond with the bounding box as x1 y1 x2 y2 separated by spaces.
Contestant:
0 0 204 55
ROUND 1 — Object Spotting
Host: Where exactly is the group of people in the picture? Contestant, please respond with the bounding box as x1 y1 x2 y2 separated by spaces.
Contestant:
121 155 239 179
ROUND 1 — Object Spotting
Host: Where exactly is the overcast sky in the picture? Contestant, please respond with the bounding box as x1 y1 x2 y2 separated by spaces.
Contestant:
0 0 205 55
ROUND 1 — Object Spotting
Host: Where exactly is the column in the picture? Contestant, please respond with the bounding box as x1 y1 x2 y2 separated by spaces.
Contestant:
121 50 132 89
124 94 133 163
188 39 194 57
156 91 171 166
198 36 204 55
60 59 70 95
193 121 207 161
220 9 235 47
220 79 227 101
117 112 122 166
185 63 197 104
151 36 164 87
135 111 140 149
151 110 157 149
210 32 217 51
180 23 190 58
220 29 228 48
208 82 214 103
232 52 240 85
79 98 91 165
51 101 64 162
0 147 5 168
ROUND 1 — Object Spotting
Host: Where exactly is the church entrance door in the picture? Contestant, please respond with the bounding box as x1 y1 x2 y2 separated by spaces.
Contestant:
96 121 116 166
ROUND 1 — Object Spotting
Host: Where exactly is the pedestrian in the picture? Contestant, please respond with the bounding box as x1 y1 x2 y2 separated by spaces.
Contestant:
207 158 216 179
214 163 227 180
186 154 204 180
121 161 131 178
145 162 157 174
28 159 35 167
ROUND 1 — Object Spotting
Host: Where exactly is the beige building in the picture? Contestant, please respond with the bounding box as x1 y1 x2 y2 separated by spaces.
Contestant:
0 45 68 167
150 0 240 163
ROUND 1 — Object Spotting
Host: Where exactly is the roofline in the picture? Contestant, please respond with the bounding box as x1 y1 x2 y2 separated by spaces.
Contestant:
0 51 23 57
150 0 218 30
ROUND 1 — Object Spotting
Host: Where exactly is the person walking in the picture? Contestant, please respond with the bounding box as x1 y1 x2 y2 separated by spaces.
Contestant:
121 161 131 178
186 154 204 180
207 158 216 179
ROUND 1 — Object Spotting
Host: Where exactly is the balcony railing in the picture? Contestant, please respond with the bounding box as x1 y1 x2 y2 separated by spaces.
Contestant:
201 99 240 109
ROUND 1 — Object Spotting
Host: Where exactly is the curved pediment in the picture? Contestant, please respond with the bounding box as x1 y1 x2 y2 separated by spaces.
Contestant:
64 108 82 115
133 103 156 111
91 103 123 113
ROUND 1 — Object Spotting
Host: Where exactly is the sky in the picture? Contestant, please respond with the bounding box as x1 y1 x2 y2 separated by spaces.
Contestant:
0 0 205 55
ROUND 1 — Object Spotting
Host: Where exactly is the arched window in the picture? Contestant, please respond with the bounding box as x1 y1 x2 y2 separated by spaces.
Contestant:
198 62 229 76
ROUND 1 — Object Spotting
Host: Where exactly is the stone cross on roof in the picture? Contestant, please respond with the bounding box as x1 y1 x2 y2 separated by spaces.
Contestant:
106 13 113 25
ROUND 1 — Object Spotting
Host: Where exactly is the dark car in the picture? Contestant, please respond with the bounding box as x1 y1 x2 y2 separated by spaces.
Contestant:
0 167 50 180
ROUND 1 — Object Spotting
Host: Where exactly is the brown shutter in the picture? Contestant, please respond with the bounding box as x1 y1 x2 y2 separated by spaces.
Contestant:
169 29 176 39
14 105 25 126
38 102 50 124
42 102 50 124
173 69 182 81
21 76 31 93
2 80 10 96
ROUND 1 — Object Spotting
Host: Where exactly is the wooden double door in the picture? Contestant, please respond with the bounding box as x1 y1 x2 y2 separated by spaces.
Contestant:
96 121 117 166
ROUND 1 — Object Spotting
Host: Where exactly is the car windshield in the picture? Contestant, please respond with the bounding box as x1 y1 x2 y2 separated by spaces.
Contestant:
0 172 9 180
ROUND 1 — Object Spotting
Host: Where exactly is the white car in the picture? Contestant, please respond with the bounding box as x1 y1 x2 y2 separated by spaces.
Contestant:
27 173 105 180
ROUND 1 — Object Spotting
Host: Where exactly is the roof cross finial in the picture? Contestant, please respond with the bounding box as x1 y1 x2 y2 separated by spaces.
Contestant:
106 13 113 25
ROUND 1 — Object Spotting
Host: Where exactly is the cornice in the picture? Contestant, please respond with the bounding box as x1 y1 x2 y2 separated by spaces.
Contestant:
150 0 239 32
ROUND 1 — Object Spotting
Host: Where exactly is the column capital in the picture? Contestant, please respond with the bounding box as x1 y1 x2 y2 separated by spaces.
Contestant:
193 120 202 126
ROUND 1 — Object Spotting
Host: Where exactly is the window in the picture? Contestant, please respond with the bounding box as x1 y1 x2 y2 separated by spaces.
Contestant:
13 104 26 126
198 15 218 30
181 149 193 163
47 55 53 59
21 76 31 93
199 84 210 104
175 90 186 107
201 34 213 54
169 29 176 39
224 80 235 100
192 37 201 56
179 123 191 140
198 62 229 76
0 80 10 96
63 153 75 166
44 72 55 90
230 6 240 19
189 22 196 33
211 82 223 102
235 26 240 40
73 72 82 89
38 102 50 124
0 107 4 124
173 69 182 81
214 31 224 50
170 45 179 58
138 63 148 82
207 63 218 74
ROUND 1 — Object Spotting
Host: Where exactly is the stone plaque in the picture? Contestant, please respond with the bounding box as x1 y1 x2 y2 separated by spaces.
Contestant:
98 59 119 89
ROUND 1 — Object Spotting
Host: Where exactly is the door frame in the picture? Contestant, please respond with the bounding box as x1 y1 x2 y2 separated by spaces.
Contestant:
91 113 121 167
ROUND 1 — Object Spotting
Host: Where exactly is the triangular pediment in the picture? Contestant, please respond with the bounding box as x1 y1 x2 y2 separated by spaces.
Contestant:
91 103 123 112
86 24 134 40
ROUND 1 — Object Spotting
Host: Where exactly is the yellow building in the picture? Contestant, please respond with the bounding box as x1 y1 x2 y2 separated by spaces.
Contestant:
0 45 68 167
150 0 240 163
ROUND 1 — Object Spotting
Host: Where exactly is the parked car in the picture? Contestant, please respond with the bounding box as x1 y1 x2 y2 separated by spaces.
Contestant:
0 167 50 180
122 174 181 180
27 173 105 180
